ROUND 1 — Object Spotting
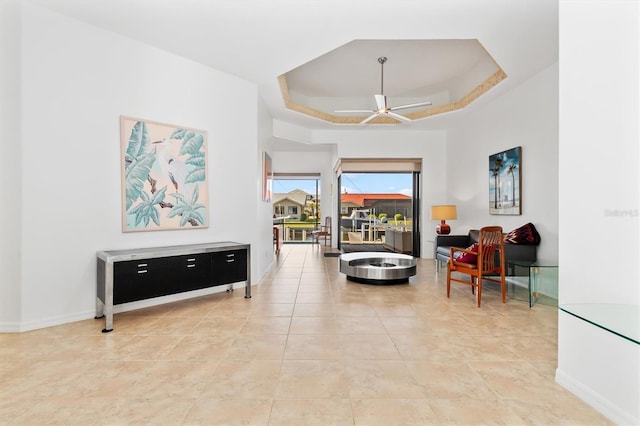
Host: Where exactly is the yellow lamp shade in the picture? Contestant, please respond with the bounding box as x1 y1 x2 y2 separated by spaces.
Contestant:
430 205 458 220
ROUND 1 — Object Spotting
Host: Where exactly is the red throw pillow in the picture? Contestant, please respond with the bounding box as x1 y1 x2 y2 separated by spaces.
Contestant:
456 243 478 263
505 223 541 245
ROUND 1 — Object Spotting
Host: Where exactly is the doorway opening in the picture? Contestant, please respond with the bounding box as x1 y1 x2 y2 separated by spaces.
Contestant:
272 174 321 244
336 159 421 257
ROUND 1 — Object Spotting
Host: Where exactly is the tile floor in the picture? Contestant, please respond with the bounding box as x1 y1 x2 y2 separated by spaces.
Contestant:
1 244 612 425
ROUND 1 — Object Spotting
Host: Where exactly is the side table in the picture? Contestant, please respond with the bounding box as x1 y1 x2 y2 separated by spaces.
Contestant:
506 261 558 307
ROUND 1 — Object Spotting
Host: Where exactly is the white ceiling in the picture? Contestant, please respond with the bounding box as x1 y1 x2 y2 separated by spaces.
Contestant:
26 0 559 132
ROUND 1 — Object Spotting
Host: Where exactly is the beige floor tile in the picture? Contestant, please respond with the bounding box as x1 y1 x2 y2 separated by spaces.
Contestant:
334 316 388 335
471 359 558 400
506 394 613 425
115 334 184 360
199 360 281 399
295 292 334 303
189 317 247 335
333 302 378 317
269 399 353 426
164 334 236 360
344 360 426 398
276 360 350 398
289 316 340 334
249 302 295 317
207 301 253 318
284 334 342 359
136 316 202 335
372 302 418 317
183 398 273 425
406 360 497 399
0 244 612 426
389 333 453 361
100 397 194 425
164 295 221 317
352 398 439 425
224 334 287 360
241 316 291 335
292 303 335 317
428 397 526 425
379 316 432 334
339 334 402 359
126 360 219 399
253 291 298 303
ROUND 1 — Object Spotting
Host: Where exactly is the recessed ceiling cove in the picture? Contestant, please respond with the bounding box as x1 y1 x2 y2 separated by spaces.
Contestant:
279 39 506 125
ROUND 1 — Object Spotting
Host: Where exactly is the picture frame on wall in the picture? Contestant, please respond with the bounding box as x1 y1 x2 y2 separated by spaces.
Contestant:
489 146 522 215
263 151 273 202
120 116 209 232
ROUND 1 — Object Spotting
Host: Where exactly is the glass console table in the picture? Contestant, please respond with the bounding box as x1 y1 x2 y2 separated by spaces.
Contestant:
506 261 558 307
560 303 639 345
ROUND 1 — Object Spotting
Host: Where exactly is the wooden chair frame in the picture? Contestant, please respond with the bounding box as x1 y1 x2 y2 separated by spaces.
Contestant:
312 216 332 246
446 226 506 307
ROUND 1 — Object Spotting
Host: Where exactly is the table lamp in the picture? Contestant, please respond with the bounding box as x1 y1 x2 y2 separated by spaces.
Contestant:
430 205 457 235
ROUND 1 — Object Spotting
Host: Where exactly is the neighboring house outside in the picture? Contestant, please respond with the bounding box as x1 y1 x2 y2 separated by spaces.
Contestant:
273 189 316 220
340 193 412 219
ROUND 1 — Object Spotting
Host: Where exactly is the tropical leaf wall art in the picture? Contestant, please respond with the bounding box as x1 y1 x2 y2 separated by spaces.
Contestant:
120 116 209 232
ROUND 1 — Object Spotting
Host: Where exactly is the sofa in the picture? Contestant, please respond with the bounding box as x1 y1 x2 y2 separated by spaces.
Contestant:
435 229 538 271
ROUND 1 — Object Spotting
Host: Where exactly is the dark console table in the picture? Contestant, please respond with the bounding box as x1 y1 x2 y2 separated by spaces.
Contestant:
96 242 250 332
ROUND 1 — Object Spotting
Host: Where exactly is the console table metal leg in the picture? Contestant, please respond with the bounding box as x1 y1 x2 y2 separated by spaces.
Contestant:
102 305 113 333
244 253 251 298
102 263 114 333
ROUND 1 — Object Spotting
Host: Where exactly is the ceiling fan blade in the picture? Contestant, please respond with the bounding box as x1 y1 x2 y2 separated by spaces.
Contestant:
388 101 432 111
359 113 379 125
386 111 411 123
335 109 375 113
374 94 386 111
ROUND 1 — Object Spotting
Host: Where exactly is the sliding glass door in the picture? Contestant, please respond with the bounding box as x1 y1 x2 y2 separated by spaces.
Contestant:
337 171 420 256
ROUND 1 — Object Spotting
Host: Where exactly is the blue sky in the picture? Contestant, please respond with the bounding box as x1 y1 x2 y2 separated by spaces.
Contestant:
273 173 413 196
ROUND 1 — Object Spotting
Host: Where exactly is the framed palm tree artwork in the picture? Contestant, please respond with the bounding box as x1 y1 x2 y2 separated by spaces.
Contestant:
120 116 209 232
489 146 522 215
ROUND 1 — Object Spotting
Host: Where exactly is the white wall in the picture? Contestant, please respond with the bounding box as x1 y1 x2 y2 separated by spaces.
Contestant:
446 63 559 263
557 1 639 424
0 0 23 327
256 95 276 276
2 3 265 331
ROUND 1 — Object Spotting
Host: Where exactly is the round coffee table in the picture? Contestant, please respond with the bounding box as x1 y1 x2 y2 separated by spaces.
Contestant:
339 252 416 284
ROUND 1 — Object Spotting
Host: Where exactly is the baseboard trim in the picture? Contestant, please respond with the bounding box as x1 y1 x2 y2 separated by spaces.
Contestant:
0 283 252 333
0 309 95 333
555 368 639 425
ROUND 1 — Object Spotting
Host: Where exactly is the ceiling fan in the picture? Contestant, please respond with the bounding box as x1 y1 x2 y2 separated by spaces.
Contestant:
335 56 432 124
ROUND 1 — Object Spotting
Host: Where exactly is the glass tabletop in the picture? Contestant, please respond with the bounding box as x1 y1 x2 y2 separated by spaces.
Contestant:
560 303 640 345
508 260 558 268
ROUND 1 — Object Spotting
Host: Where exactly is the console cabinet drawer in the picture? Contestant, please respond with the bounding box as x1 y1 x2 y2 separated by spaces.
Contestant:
211 249 247 285
167 253 213 293
113 258 171 304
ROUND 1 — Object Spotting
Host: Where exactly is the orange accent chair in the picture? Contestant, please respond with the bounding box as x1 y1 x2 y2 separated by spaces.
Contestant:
446 226 506 307
312 216 332 246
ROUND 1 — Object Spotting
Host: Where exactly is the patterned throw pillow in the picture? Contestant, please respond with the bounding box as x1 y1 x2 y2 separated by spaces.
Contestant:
455 243 479 263
505 223 541 245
